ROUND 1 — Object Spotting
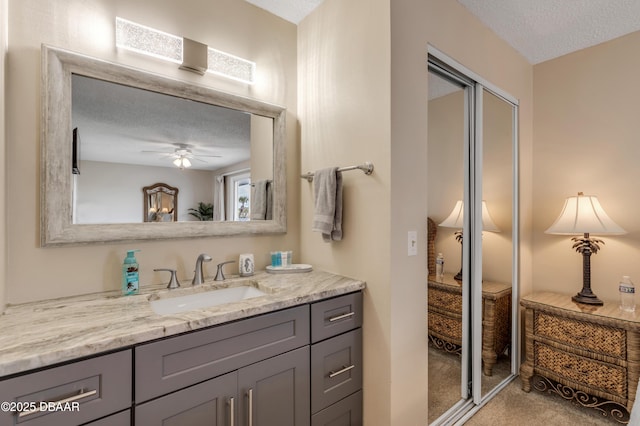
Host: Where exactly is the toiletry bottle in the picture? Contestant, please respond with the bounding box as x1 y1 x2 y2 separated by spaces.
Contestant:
436 253 444 279
122 250 140 296
619 275 636 312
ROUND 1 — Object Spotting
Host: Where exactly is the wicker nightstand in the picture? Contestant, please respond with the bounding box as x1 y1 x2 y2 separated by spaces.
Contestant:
427 273 511 376
520 292 640 423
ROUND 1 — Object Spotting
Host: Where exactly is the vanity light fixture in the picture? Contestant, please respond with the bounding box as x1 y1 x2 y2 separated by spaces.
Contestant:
439 200 500 281
115 17 183 64
206 47 255 84
545 192 626 305
115 17 256 83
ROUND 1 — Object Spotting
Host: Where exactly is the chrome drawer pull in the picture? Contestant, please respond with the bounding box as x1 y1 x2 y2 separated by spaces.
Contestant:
328 364 356 378
247 389 253 426
328 312 355 322
18 389 97 418
228 397 235 426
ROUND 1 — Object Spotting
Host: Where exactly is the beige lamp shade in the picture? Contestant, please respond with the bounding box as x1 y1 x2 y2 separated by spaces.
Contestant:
438 200 500 232
545 193 626 235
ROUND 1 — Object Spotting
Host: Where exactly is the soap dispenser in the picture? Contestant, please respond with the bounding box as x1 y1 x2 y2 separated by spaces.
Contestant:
122 250 140 296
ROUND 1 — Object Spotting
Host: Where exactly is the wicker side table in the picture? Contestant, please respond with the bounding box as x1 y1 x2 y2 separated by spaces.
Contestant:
428 273 511 376
520 292 640 423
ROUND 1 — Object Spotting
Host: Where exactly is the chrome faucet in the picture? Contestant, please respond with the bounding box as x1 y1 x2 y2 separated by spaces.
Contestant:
192 253 212 285
214 260 235 281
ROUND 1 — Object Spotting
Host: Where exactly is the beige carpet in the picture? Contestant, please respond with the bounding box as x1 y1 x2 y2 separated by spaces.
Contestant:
428 345 511 423
466 378 621 425
429 345 624 425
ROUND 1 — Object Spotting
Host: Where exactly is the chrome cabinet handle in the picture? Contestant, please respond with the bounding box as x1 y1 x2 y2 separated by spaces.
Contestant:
328 364 356 378
18 389 97 418
228 397 235 426
247 388 253 426
328 311 355 322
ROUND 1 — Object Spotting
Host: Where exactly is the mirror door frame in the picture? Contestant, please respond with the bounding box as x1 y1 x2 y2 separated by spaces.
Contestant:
428 45 520 424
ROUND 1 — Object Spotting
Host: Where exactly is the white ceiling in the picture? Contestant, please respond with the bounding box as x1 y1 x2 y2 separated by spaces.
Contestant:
244 0 324 24
458 0 640 64
249 0 640 65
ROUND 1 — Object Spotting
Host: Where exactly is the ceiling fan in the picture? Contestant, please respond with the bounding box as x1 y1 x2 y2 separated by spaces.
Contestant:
142 144 222 169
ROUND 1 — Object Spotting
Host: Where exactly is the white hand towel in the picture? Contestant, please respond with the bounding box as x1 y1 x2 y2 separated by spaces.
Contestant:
312 167 343 242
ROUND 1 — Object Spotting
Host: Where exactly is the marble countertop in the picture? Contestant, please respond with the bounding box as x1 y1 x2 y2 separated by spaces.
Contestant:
0 270 365 377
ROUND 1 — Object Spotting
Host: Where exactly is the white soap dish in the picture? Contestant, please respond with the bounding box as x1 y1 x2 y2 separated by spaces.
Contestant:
266 264 313 274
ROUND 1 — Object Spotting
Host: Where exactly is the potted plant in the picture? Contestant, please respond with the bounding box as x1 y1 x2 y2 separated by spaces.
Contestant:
188 202 214 221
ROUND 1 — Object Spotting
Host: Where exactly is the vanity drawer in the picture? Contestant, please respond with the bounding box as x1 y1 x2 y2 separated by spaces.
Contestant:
535 312 626 359
311 292 362 343
311 328 362 413
311 390 362 426
135 305 309 403
535 342 627 398
0 350 131 426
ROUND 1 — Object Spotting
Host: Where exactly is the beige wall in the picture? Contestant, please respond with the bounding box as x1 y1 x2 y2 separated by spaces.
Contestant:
533 31 640 302
6 0 298 303
298 0 533 424
298 0 393 423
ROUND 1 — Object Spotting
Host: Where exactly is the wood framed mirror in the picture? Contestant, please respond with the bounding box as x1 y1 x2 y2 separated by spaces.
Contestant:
40 45 286 246
143 183 178 222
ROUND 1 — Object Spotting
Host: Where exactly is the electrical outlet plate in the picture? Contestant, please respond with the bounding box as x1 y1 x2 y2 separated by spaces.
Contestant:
408 231 417 256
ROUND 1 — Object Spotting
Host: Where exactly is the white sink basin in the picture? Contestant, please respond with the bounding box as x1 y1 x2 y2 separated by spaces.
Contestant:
150 285 266 315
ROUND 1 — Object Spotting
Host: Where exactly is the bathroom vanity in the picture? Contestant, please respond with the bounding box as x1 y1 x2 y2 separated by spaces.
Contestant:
0 270 364 426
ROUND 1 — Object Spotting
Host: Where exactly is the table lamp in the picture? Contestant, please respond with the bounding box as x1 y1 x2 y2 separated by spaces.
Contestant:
439 200 500 281
545 192 626 305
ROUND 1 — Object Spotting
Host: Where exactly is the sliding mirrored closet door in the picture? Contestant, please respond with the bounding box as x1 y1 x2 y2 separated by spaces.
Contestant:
427 51 519 425
427 68 471 424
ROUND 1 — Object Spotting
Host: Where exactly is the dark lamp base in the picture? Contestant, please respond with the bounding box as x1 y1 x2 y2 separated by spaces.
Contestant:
572 292 604 306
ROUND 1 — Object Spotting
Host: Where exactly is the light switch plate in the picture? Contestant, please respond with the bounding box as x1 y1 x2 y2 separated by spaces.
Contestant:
408 231 417 256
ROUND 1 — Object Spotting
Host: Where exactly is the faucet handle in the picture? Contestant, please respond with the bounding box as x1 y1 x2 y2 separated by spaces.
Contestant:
154 268 181 289
214 261 236 281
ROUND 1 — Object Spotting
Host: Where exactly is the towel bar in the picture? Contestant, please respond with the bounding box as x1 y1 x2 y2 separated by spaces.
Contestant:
301 162 374 182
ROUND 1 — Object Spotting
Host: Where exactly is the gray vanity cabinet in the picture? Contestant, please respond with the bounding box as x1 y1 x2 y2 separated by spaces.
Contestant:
0 291 363 426
134 305 310 425
310 293 363 425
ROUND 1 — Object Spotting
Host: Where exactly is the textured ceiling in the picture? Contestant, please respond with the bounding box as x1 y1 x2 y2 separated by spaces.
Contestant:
244 0 324 24
246 0 640 64
458 0 640 64
72 75 252 171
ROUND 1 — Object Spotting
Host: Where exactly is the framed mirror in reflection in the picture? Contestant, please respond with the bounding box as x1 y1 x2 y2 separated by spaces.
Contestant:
143 183 178 223
41 45 286 246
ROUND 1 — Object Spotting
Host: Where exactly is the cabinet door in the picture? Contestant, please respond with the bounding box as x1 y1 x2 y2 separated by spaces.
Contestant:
84 410 130 426
238 347 310 426
135 372 237 426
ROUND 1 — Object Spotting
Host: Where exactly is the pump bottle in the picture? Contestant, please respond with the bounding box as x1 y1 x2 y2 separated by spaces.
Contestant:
122 250 140 295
